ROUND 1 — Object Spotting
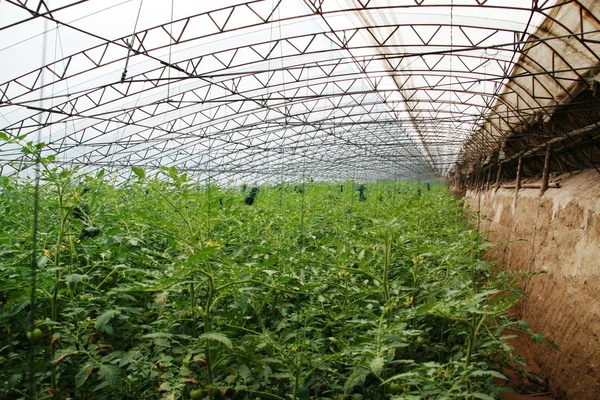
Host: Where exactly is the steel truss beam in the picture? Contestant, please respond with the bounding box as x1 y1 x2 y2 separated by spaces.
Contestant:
1 0 600 182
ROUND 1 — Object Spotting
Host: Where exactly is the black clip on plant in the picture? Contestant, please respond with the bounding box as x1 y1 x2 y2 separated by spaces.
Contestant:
244 186 259 205
358 184 367 201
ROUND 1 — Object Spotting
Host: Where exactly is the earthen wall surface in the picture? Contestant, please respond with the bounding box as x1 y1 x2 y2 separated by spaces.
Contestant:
464 169 600 400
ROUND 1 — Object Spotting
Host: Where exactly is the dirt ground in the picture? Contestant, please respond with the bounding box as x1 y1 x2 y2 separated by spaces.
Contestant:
503 335 553 400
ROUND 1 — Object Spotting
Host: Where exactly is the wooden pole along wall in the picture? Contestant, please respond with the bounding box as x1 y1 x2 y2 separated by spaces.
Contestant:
486 166 492 190
540 145 552 196
513 155 523 210
494 162 503 191
502 182 560 189
516 155 523 192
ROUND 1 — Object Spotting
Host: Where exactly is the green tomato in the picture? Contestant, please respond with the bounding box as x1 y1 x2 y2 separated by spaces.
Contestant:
27 328 43 342
189 388 203 400
389 382 403 393
416 336 429 344
79 294 91 301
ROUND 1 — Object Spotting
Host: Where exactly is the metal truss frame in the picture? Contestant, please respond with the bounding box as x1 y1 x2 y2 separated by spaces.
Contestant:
1 0 600 183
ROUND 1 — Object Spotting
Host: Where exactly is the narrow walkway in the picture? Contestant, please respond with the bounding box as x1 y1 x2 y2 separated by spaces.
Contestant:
504 335 553 400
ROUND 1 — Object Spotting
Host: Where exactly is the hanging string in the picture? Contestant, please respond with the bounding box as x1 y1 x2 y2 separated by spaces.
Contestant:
207 138 212 240
28 15 50 398
274 0 285 215
448 0 454 176
121 0 145 82
393 170 397 205
195 14 211 240
300 153 307 252
279 147 284 213
56 24 79 167
298 19 312 255
167 0 174 99
111 1 149 169
28 124 42 400
346 170 355 248
199 75 211 239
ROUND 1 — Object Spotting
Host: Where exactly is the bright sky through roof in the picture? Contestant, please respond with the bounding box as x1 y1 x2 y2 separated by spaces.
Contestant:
0 1 557 183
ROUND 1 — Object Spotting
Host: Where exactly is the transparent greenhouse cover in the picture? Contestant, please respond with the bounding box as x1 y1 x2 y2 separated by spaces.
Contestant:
0 0 598 184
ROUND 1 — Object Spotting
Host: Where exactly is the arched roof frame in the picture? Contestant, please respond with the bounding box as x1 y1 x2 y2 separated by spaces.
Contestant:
1 0 600 183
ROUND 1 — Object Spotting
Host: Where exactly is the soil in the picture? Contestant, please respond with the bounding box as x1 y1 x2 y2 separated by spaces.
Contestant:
463 169 600 400
503 334 553 400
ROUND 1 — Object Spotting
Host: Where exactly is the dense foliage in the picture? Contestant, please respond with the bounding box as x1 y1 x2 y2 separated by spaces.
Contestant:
1 158 547 399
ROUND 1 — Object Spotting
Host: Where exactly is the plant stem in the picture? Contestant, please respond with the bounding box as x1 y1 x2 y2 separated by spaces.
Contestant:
50 175 67 396
383 234 392 318
465 314 487 370
203 261 215 399
292 352 305 400
190 281 196 337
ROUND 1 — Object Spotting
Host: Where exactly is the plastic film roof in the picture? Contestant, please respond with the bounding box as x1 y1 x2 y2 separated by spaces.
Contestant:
1 0 599 184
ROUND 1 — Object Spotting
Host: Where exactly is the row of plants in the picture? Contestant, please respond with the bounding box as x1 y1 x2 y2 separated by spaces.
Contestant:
1 143 549 399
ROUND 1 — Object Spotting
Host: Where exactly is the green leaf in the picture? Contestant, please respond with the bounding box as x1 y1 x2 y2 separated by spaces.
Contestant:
416 300 436 314
199 332 233 350
76 363 94 389
131 166 145 179
53 348 79 367
118 351 137 367
142 332 174 339
186 246 217 264
369 356 385 376
99 364 121 387
66 273 86 287
238 364 251 380
381 372 420 384
470 369 507 380
0 131 9 141
96 169 105 179
472 393 495 400
530 333 544 344
106 226 121 236
477 241 495 251
96 310 117 334
515 320 529 330
37 256 49 268
161 166 178 181
21 143 33 154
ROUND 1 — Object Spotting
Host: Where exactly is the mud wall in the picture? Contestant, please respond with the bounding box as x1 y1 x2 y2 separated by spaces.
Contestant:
464 169 600 400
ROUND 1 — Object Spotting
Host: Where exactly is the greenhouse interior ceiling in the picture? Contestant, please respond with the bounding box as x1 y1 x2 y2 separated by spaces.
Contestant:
1 0 600 184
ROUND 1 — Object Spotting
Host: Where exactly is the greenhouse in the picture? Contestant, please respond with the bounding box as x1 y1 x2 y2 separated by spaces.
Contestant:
0 1 599 399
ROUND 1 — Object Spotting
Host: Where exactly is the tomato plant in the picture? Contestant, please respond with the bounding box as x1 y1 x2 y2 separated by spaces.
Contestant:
0 154 554 399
